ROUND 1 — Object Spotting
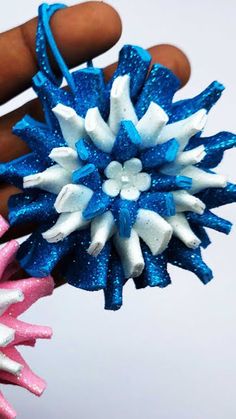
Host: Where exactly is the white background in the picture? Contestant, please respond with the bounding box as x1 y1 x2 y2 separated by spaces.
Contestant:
1 1 236 418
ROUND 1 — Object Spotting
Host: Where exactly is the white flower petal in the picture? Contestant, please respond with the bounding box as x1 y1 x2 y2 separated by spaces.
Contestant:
123 158 142 174
54 184 93 213
175 145 206 166
158 109 207 151
134 172 151 192
120 186 140 201
172 190 206 214
0 324 15 347
53 104 86 149
108 75 138 134
102 179 121 197
181 165 227 194
134 209 172 255
42 211 89 243
85 107 115 153
166 213 201 249
136 101 169 149
87 211 115 257
23 164 71 195
0 351 22 376
49 147 82 172
104 161 123 179
113 229 144 278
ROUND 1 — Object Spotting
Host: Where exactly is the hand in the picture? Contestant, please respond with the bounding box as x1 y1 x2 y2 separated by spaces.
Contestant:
0 1 190 284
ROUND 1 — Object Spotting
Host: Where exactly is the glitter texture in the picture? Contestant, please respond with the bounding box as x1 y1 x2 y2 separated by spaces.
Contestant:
0 218 54 419
0 4 236 312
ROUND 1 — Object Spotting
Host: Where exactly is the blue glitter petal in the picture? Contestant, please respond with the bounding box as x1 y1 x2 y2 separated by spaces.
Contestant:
8 190 56 226
76 139 111 169
135 64 180 118
0 153 47 188
167 238 213 285
104 252 126 311
186 210 232 234
141 138 179 169
170 81 224 122
17 224 76 277
197 182 236 209
66 231 110 291
83 190 112 220
151 173 192 191
33 71 73 129
188 132 236 169
73 67 106 117
112 120 141 162
72 164 102 190
13 115 65 157
106 45 151 101
112 199 138 238
134 244 171 289
139 192 176 217
188 131 236 152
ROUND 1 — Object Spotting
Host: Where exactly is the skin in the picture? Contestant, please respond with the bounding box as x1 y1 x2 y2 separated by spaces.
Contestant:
0 1 191 283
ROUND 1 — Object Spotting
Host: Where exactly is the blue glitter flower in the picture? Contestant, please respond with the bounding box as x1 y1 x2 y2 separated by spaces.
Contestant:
1 43 236 310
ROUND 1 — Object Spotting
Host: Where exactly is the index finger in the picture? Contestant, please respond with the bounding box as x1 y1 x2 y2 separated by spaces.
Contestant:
0 1 122 104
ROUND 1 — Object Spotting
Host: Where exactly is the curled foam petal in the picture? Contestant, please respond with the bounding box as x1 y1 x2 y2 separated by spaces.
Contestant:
85 107 115 153
42 211 89 243
49 147 82 172
53 104 86 149
166 213 201 249
158 109 207 150
181 166 227 194
108 75 138 134
113 229 144 278
134 209 173 255
24 164 71 195
54 184 93 213
173 190 206 214
88 211 115 257
136 101 169 149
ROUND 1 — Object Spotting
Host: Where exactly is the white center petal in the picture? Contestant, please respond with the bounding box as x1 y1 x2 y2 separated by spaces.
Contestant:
103 158 151 201
134 172 151 191
123 158 142 174
104 161 123 179
102 179 121 197
120 186 140 201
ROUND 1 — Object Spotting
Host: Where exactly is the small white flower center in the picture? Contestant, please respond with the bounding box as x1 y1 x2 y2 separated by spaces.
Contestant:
102 158 151 201
121 174 130 184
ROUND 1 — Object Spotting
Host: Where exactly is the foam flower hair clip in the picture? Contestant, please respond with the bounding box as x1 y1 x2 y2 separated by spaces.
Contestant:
0 3 236 311
0 216 54 419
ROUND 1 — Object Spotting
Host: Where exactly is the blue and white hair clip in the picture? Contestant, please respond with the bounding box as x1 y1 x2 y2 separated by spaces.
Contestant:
1 2 236 310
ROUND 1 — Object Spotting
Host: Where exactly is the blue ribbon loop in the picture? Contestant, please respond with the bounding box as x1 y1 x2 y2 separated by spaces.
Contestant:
36 2 92 92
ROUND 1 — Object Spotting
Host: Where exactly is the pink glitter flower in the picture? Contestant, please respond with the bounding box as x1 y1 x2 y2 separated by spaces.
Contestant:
0 215 54 419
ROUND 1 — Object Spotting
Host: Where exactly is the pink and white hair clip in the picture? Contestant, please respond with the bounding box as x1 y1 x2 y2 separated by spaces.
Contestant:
0 215 54 419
